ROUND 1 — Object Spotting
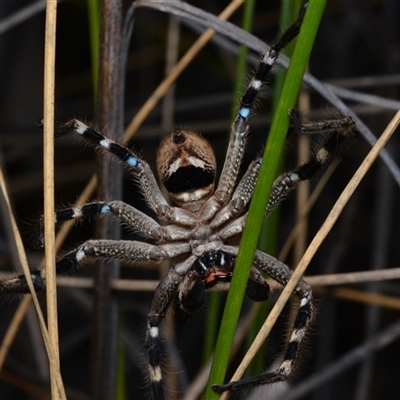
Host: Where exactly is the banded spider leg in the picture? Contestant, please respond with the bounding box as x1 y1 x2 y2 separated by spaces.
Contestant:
211 112 354 393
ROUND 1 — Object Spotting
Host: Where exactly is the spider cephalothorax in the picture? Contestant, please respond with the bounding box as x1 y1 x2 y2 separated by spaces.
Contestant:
0 3 355 399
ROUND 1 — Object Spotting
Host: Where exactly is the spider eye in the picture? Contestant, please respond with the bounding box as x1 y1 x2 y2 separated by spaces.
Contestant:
171 130 188 145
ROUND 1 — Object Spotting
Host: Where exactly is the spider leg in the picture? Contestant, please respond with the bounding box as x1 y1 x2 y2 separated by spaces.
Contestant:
0 240 190 294
246 267 270 302
213 113 354 392
48 201 192 242
266 112 355 215
211 155 263 238
48 200 162 239
146 255 197 400
200 3 307 222
212 111 354 229
213 249 312 393
56 120 197 227
210 158 261 229
289 108 355 136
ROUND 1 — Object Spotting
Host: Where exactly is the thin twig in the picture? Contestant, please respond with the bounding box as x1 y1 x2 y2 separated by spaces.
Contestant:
50 265 400 294
43 3 59 398
0 168 66 399
90 1 123 398
0 296 32 369
328 287 400 311
0 0 46 35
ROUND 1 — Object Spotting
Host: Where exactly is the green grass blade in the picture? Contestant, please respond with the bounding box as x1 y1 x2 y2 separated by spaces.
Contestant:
251 0 303 377
205 1 327 398
202 0 257 368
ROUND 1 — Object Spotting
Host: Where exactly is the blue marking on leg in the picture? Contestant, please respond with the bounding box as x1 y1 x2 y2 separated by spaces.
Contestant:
127 156 139 168
101 205 111 213
239 107 250 119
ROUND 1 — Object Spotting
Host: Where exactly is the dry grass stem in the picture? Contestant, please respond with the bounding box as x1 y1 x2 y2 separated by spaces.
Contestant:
328 287 400 311
52 265 400 298
0 296 32 370
43 3 59 398
0 167 66 399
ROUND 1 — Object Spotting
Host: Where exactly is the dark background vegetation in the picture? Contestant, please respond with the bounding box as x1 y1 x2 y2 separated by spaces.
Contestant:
0 1 400 399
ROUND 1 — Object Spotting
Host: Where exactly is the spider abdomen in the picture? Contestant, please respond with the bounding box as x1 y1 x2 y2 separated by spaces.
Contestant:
156 129 217 212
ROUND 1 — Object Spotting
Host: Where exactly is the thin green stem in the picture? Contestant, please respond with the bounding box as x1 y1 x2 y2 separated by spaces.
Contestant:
203 0 256 368
252 0 302 378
